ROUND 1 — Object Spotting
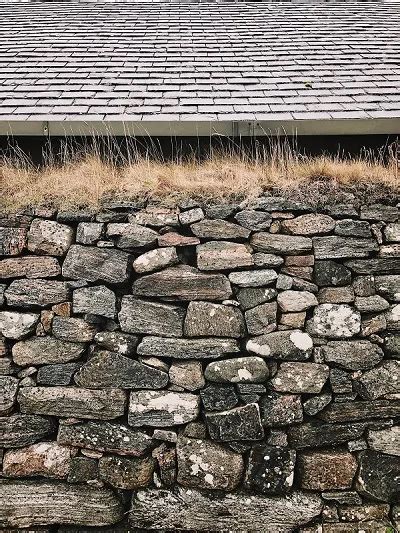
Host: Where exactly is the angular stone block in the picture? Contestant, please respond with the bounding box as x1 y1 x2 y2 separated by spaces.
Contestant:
281 213 335 235
73 285 116 319
277 290 317 312
271 362 329 394
12 337 85 366
287 421 368 449
321 340 384 371
197 241 253 271
313 236 378 260
185 301 245 338
367 426 400 456
245 444 296 494
206 403 264 441
191 219 250 240
5 279 70 308
52 317 97 342
298 450 357 490
260 392 303 427
0 227 27 256
245 301 277 335
0 311 39 339
356 360 400 400
133 247 179 273
0 256 61 279
228 269 278 287
107 222 158 249
28 219 74 256
318 400 400 422
137 335 239 359
357 450 400 501
99 455 155 490
251 233 312 255
0 414 56 448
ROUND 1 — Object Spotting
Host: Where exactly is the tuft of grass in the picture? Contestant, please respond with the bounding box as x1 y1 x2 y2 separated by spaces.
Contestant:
1 140 399 212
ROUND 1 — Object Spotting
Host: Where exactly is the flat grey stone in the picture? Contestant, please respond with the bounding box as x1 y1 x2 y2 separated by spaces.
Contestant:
303 393 332 416
205 356 268 383
356 360 400 400
360 204 399 222
252 253 284 268
129 208 179 227
314 260 352 286
288 421 368 448
234 210 272 231
0 376 18 415
355 295 390 312
281 213 335 235
245 301 277 335
37 362 81 385
375 274 400 301
197 241 253 271
73 285 116 319
321 340 384 370
271 362 329 394
5 279 70 308
0 414 56 448
277 290 317 312
12 337 85 366
246 329 313 360
0 227 27 256
200 384 238 411
384 222 400 242
94 331 139 355
191 219 250 240
318 399 400 422
251 233 312 255
357 450 400 501
235 287 277 310
345 258 400 275
52 316 98 342
314 235 379 260
228 269 277 287
137 335 239 359
169 360 205 391
335 219 371 237
106 222 158 249
184 301 245 338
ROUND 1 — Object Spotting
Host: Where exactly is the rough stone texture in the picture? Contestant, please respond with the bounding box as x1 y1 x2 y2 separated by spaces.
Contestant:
228 269 278 287
62 245 131 283
314 260 352 287
132 266 232 300
184 301 245 338
3 442 75 478
158 231 200 247
251 233 312 255
247 329 313 360
245 444 296 494
355 360 400 400
200 384 238 411
28 219 74 256
307 304 361 338
0 414 56 448
204 356 268 383
18 387 127 419
0 227 27 256
58 420 153 456
191 218 250 240
375 274 400 301
0 256 61 279
206 403 264 441
99 455 155 490
281 213 335 235
52 316 97 342
73 285 116 319
321 340 384 370
236 287 277 309
129 208 179 227
12 336 85 366
197 241 253 271
318 400 400 422
0 311 39 339
107 222 158 249
74 350 168 389
129 391 200 427
367 425 400 456
76 222 104 245
0 480 124 527
298 451 358 490
277 290 317 312
271 362 329 393
0 376 18 415
5 279 70 308
313 236 379 260
360 204 399 222
357 450 400 501
119 297 185 337
335 218 372 237
94 331 139 355
137 335 239 359
234 209 272 231
245 301 277 335
169 360 205 391
133 246 179 273
384 222 400 242
129 487 322 532
37 362 81 385
260 392 303 427
177 436 244 490
355 295 390 312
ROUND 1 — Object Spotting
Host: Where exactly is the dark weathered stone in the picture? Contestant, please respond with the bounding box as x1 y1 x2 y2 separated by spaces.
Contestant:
204 203 238 219
314 261 352 287
0 311 39 339
375 275 400 301
185 301 245 338
177 436 243 490
318 400 400 422
197 241 253 271
360 204 399 222
321 340 384 371
106 222 158 249
321 491 362 505
357 450 400 501
307 304 361 338
251 233 312 255
58 420 153 456
74 350 168 389
228 269 277 287
298 450 357 490
385 334 400 356
0 414 56 448
73 285 116 319
0 256 61 279
137 335 239 359
386 303 400 330
335 219 371 237
345 258 400 274
337 503 390 523
191 219 250 240
281 213 335 235
313 236 378 260
132 266 232 301
169 360 204 391
206 403 264 441
68 456 98 484
367 426 400 456
12 337 85 366
119 296 184 337
152 443 177 486
200 384 238 411
205 356 268 383
0 376 18 415
245 301 277 335
28 219 74 256
94 331 139 355
37 363 81 385
129 487 322 532
57 208 95 223
0 227 27 256
62 245 131 283
271 362 329 393
133 246 179 273
99 455 155 489
234 210 272 231
260 392 303 427
245 444 296 494
5 279 70 308
303 393 332 416
18 386 127 420
246 329 313 360
3 442 75 479
236 287 277 310
355 360 400 400
52 316 98 342
330 368 353 393
129 390 200 427
0 480 124 527
287 420 368 449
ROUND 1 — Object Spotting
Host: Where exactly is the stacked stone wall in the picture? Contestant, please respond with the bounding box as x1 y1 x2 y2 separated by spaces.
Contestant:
0 195 399 532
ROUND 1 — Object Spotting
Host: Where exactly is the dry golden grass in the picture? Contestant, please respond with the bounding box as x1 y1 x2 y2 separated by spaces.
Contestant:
1 143 399 212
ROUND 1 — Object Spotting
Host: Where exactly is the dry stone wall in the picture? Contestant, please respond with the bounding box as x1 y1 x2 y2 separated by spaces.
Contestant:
0 195 399 532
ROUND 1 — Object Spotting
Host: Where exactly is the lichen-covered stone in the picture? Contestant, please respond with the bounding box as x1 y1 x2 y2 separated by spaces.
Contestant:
246 329 313 360
313 236 378 260
99 455 155 489
281 213 335 235
307 304 361 338
62 245 131 283
76 222 104 245
5 279 70 308
179 207 204 225
277 290 318 312
271 362 329 394
197 241 253 271
132 246 178 273
375 274 400 301
205 356 268 383
321 340 384 371
106 222 158 249
384 222 400 242
298 450 357 490
0 376 18 415
251 233 312 255
228 269 277 287
0 311 39 339
3 442 75 478
73 285 116 319
74 350 168 389
0 227 27 256
200 384 238 411
129 208 179 227
357 450 400 501
245 301 277 335
177 436 244 490
386 303 400 330
169 360 205 391
18 386 127 420
191 218 250 240
119 296 185 337
137 335 239 359
367 426 400 456
94 331 139 355
185 301 245 338
128 390 200 427
0 256 61 279
355 360 400 400
58 420 153 456
234 209 272 230
360 204 399 222
13 337 85 366
28 219 74 256
132 265 232 301
245 444 296 494
0 414 56 448
259 392 303 427
236 287 277 310
206 403 264 441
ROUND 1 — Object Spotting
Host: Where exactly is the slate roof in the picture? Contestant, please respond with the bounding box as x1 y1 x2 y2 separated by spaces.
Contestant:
0 0 399 129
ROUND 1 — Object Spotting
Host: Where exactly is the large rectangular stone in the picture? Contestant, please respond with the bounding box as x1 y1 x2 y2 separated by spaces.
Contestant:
318 400 400 422
251 233 312 255
313 236 379 259
0 256 61 279
128 391 200 427
137 336 239 359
